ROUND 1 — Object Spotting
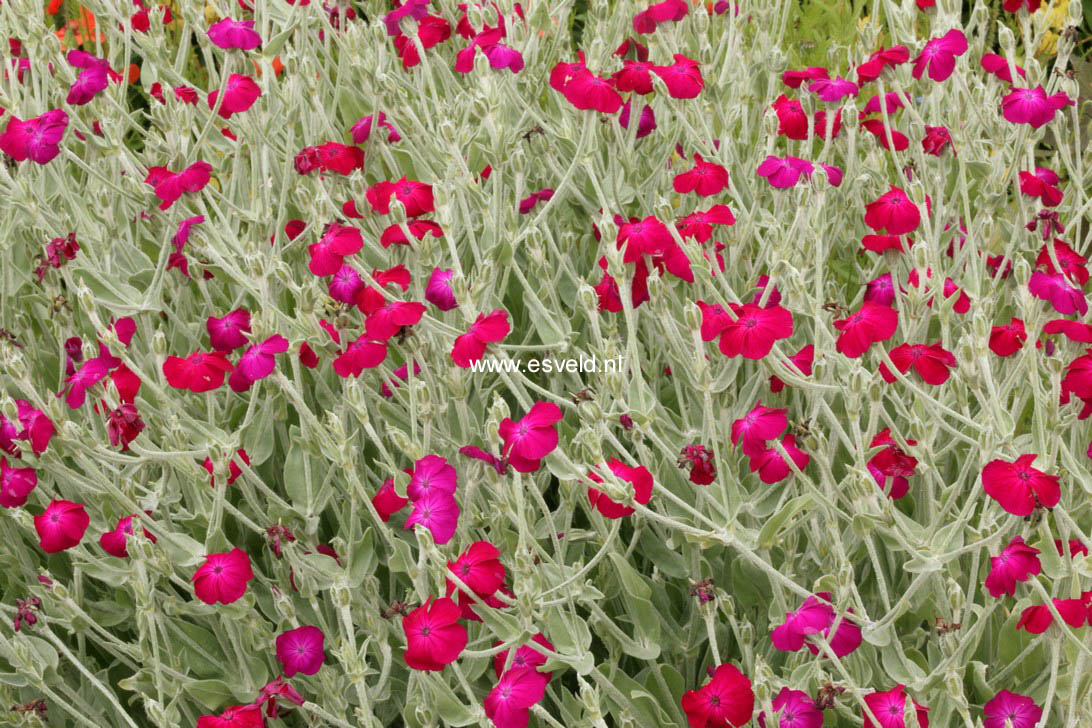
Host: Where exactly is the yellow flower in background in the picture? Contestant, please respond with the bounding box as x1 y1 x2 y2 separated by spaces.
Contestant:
1036 0 1069 56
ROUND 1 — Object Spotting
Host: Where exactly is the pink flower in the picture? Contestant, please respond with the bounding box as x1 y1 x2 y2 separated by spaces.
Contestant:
681 663 754 728
308 223 364 276
1001 86 1073 129
294 142 364 175
677 205 736 242
192 548 255 605
619 99 657 138
586 458 655 518
758 687 823 728
1028 272 1088 316
403 596 468 671
865 186 920 235
229 335 289 392
145 161 212 210
426 268 458 310
983 690 1042 728
879 342 957 385
756 156 815 189
163 350 235 392
367 178 435 217
34 499 90 553
1 457 38 508
373 478 409 521
59 353 119 408
0 109 69 165
333 337 388 378
173 215 205 252
275 625 325 677
499 402 563 473
208 74 261 118
867 429 917 499
485 667 549 728
863 685 929 728
674 154 729 196
197 704 266 728
984 536 1041 597
351 112 400 143
981 53 1026 83
1016 597 1088 633
208 18 262 50
990 318 1027 357
1019 167 1063 207
731 402 788 457
493 634 554 678
452 310 511 368
856 46 910 84
771 594 834 652
912 29 967 82
208 309 252 352
865 273 896 306
100 514 156 559
717 302 794 360
459 445 508 475
65 51 111 105
407 455 458 501
405 491 461 545
781 67 828 88
769 345 814 393
921 125 953 156
982 454 1061 516
834 302 898 358
1048 319 1092 344
748 435 810 484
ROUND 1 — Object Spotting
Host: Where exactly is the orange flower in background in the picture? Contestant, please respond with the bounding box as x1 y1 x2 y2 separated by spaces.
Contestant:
47 0 64 14
52 4 105 50
251 57 285 77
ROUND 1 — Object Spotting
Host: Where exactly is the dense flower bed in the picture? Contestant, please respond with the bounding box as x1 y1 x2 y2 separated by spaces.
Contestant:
1 0 1091 726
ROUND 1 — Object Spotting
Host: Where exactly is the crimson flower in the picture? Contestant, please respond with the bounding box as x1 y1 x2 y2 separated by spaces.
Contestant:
984 536 1041 597
677 205 736 241
498 402 563 473
100 514 156 559
1016 595 1089 634
403 596 468 671
446 541 506 619
834 302 898 358
35 499 90 553
14 401 54 456
1036 239 1088 285
452 310 511 368
106 403 145 451
983 690 1042 728
748 435 810 485
560 68 624 113
679 444 716 485
586 458 654 518
769 345 814 393
308 223 364 276
865 186 920 235
879 342 957 385
275 626 325 677
351 112 400 143
990 318 1027 357
192 548 255 605
204 449 251 487
163 351 234 392
862 685 929 728
367 178 435 217
333 336 388 378
921 125 953 156
633 0 689 34
982 454 1061 516
856 46 910 84
294 142 364 176
981 53 1026 83
681 663 754 728
207 309 251 352
197 704 265 728
373 478 409 521
208 74 262 118
674 154 728 196
867 428 917 499
781 67 828 88
808 76 858 102
717 302 794 360
1019 167 1063 207
653 54 704 98
145 161 212 210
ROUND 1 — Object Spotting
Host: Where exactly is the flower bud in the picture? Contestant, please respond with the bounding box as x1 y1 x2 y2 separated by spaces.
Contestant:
997 24 1016 54
763 108 779 138
577 284 598 313
1070 0 1083 23
152 329 167 357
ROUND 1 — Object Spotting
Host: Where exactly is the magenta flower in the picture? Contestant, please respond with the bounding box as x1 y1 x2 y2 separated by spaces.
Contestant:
308 223 365 276
66 51 111 105
731 402 788 457
257 676 305 719
405 491 461 545
865 186 920 235
879 342 957 385
981 53 1026 83
868 429 917 499
34 499 90 553
758 688 823 728
586 459 655 518
619 99 657 138
983 691 1042 728
1017 597 1088 633
373 478 409 522
781 67 828 88
912 29 967 82
921 125 953 156
192 548 254 605
674 154 729 197
808 75 858 101
229 335 289 392
1 457 38 508
756 156 815 189
408 455 458 501
1045 318 1092 344
15 401 54 456
485 667 549 728
364 301 426 343
207 309 251 352
652 53 704 98
982 454 1061 516
100 514 156 558
633 0 689 34
617 215 673 261
1029 272 1088 315
862 91 905 116
426 268 458 310
499 402 563 473
197 704 265 728
208 18 262 50
208 74 261 118
403 596 468 671
557 65 624 113
173 215 205 252
717 302 794 360
865 273 896 306
452 310 511 368
459 445 508 475
275 625 325 677
351 112 400 143
863 686 929 728
1001 86 1073 129
294 142 364 176
367 178 435 217
856 45 910 84
0 109 69 165
163 350 234 393
771 594 835 652
446 541 506 597
676 204 736 242
145 161 213 210
381 360 423 398
681 663 755 728
834 302 898 358
748 435 810 485
985 536 1041 597
60 352 119 408
493 634 554 679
